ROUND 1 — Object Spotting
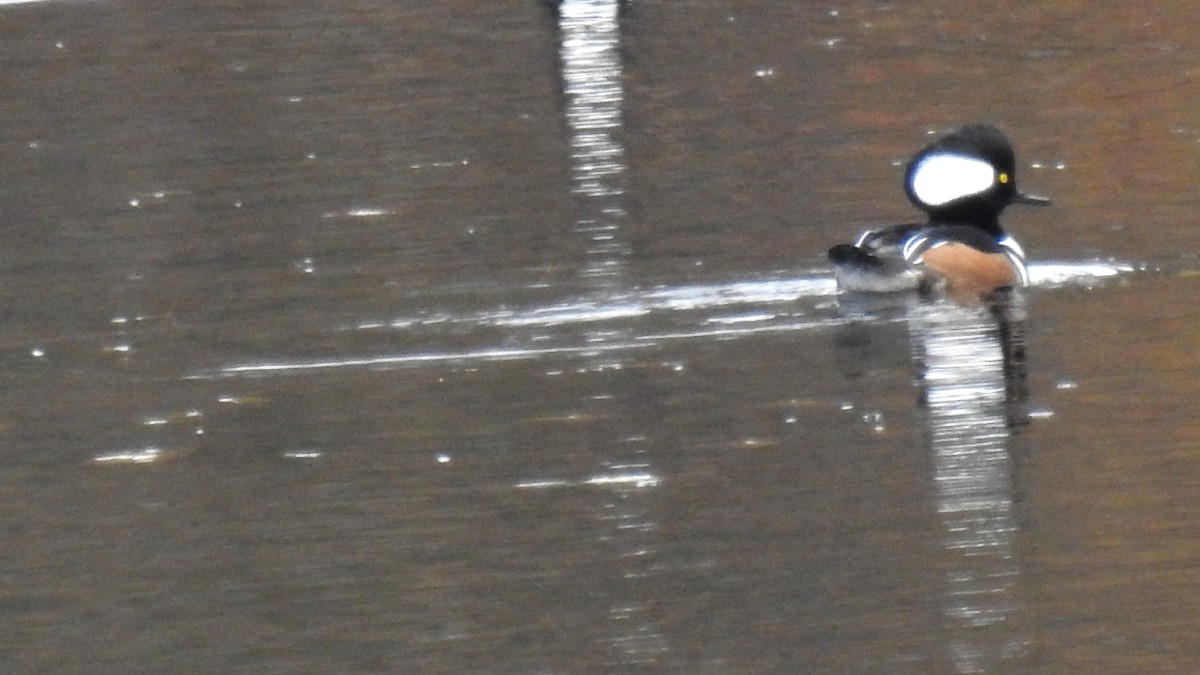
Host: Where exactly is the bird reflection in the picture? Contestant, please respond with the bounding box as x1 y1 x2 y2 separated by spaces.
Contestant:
906 289 1030 672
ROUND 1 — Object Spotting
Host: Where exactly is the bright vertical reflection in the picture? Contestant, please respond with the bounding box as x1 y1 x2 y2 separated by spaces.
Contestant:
558 0 630 291
907 296 1028 672
556 0 668 667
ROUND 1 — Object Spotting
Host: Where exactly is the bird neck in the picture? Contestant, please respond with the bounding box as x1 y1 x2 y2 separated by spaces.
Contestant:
928 211 1003 237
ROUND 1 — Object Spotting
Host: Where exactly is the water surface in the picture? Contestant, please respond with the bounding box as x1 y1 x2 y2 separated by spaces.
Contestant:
1 0 1199 672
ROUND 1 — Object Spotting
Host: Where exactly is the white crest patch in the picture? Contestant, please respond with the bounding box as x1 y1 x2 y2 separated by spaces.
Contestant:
910 154 996 207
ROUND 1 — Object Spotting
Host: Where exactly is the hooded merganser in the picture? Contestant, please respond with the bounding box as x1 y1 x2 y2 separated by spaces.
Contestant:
828 124 1051 301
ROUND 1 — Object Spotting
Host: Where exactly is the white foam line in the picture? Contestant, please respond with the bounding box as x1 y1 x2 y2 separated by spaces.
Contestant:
636 316 842 342
1027 260 1135 285
480 277 834 326
204 262 1135 378
514 479 574 489
94 447 162 464
585 471 661 488
706 312 779 325
641 276 838 310
369 274 836 332
490 303 649 327
321 207 393 219
209 341 655 376
515 472 662 490
390 260 1130 334
206 314 844 379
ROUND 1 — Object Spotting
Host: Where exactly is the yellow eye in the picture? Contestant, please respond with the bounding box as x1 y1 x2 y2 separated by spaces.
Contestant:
998 172 1010 184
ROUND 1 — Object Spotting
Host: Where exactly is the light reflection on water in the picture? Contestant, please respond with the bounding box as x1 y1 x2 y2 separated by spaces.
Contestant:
560 0 631 291
557 0 669 666
200 260 1130 378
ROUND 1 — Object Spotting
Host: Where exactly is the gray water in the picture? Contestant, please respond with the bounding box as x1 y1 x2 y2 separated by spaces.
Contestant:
2 0 1200 672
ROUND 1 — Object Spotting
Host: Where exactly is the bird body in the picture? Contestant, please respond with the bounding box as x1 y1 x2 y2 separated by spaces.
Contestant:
829 125 1050 301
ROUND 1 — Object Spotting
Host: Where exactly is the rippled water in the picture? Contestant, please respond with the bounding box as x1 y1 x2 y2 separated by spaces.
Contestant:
2 0 1200 672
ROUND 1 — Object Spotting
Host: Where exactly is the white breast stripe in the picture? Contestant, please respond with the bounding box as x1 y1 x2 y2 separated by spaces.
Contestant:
910 154 996 206
852 229 877 248
1004 250 1030 286
901 233 931 262
997 234 1026 261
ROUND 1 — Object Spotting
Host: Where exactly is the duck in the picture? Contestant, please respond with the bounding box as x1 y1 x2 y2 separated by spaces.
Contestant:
828 124 1051 301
